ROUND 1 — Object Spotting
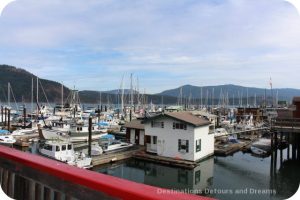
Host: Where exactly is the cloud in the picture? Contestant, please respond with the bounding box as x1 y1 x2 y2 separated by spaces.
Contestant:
0 0 300 93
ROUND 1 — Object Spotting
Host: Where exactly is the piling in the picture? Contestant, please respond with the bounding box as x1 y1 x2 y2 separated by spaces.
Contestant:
4 107 7 126
130 109 132 122
88 117 92 157
1 106 3 123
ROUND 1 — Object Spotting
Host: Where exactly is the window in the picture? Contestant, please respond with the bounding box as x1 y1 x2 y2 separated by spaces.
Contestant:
68 144 72 150
196 139 201 152
173 123 187 130
151 121 164 128
77 127 82 131
178 139 189 153
195 170 201 185
62 145 66 151
153 136 157 145
178 170 188 184
44 144 52 151
146 135 151 144
56 146 60 152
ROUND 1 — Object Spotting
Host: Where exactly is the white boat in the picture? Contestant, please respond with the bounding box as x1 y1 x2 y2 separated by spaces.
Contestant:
40 120 107 142
250 138 271 156
38 140 92 168
79 142 103 156
11 128 38 136
103 141 133 152
250 146 268 155
100 134 133 152
0 130 16 145
214 128 228 137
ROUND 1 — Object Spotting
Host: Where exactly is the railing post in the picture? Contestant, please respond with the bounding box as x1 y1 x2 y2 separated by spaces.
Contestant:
35 182 43 200
44 186 51 200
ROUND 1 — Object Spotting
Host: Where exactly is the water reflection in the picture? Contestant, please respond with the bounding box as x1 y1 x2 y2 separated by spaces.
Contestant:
95 157 214 194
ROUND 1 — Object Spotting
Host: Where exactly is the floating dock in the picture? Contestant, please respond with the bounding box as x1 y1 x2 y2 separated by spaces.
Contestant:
92 146 145 166
133 152 198 169
214 140 253 156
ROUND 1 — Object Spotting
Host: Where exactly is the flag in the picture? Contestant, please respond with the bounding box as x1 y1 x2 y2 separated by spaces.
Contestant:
269 77 272 88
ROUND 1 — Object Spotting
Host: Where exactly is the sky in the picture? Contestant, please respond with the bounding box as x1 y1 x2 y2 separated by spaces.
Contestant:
0 0 300 93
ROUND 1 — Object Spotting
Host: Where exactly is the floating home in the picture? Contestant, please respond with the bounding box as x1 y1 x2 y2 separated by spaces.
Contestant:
143 112 214 162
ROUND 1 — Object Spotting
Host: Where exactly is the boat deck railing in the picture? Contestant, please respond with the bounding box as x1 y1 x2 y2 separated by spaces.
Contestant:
0 145 212 200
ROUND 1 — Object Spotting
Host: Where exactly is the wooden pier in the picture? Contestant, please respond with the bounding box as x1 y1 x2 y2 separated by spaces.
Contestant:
214 140 253 156
92 146 145 166
133 152 199 169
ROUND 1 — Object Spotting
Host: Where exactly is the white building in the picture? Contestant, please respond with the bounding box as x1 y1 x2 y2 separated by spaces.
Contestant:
144 112 214 162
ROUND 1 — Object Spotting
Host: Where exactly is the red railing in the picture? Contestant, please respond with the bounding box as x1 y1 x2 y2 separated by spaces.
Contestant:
0 145 214 200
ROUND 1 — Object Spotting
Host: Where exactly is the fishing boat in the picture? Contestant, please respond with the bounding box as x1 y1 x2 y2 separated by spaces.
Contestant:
11 128 38 136
38 140 92 168
0 129 16 145
41 120 107 142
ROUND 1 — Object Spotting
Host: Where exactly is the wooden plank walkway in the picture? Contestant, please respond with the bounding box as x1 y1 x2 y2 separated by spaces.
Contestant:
133 152 198 169
214 140 253 156
92 146 145 166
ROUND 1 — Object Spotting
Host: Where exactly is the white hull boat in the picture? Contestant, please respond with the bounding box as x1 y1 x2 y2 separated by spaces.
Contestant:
38 140 92 168
0 130 16 145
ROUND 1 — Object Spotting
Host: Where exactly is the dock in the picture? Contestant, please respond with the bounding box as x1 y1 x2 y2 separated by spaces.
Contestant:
133 152 198 169
92 146 145 166
214 140 253 156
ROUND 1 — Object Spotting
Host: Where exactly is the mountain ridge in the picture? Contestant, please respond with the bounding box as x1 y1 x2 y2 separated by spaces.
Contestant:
1 65 299 104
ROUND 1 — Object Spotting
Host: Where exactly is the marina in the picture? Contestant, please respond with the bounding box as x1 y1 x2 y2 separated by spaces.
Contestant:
0 76 300 200
1 1 300 199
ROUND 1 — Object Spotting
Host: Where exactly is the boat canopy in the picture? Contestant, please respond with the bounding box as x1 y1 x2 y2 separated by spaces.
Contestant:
0 130 10 134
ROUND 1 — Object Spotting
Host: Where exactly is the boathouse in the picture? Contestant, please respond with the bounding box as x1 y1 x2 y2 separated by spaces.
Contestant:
143 112 214 162
125 119 145 145
293 97 300 118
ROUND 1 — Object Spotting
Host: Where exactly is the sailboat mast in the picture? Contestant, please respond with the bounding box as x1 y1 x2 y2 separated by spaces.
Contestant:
36 77 39 104
8 82 10 107
247 88 249 107
130 73 133 108
31 78 33 120
200 87 203 109
61 82 64 107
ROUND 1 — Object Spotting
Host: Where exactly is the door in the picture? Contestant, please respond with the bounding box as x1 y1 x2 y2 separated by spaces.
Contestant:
135 129 140 145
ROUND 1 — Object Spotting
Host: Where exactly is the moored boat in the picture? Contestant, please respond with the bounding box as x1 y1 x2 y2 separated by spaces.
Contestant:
38 140 92 168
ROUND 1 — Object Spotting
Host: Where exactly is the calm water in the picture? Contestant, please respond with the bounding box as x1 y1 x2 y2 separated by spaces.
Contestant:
93 148 300 200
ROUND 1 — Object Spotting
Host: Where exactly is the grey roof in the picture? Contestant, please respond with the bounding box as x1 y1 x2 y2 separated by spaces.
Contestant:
145 112 211 127
293 97 300 104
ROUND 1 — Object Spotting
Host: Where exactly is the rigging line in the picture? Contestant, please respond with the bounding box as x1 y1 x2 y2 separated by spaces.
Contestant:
38 80 51 109
9 85 19 110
